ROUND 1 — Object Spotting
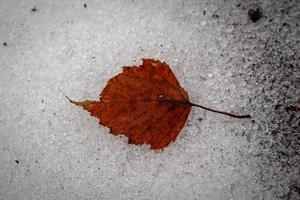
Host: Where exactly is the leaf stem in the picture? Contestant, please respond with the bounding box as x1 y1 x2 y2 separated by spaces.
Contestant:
189 102 251 119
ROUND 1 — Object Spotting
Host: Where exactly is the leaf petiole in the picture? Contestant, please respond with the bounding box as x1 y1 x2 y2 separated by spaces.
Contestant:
189 102 251 119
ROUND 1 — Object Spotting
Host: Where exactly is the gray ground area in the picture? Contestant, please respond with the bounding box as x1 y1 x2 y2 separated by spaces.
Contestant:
0 0 299 200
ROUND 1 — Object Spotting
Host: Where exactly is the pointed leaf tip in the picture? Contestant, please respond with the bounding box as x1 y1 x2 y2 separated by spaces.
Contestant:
65 96 81 105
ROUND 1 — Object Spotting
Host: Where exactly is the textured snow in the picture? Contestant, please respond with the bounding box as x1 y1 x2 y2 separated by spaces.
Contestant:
0 0 299 200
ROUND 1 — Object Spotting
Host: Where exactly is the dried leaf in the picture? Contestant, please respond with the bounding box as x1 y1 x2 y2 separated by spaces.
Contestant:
68 58 250 149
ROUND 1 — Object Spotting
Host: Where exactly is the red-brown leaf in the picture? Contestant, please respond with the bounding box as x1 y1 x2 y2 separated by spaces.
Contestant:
68 58 251 149
69 59 191 149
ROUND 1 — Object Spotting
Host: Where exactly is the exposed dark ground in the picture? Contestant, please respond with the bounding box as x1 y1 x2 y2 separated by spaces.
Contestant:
234 1 299 199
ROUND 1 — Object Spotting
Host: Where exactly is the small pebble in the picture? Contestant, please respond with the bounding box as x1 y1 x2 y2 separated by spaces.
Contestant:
31 6 37 12
248 8 263 22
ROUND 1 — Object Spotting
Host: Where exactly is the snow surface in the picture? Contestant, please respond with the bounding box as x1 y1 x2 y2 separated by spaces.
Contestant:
0 0 299 200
